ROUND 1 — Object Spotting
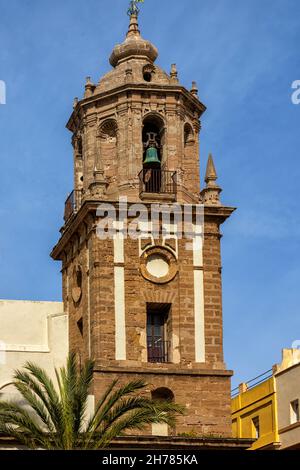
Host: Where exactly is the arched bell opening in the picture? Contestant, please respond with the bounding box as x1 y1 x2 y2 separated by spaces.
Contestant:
142 114 165 168
142 114 165 193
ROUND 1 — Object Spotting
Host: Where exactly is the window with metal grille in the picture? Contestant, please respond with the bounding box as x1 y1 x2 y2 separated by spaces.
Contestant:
146 303 170 363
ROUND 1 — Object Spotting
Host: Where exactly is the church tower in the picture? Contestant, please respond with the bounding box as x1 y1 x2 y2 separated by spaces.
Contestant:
51 6 235 437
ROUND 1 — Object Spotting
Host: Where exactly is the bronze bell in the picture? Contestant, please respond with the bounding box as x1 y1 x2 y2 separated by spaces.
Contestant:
143 146 161 167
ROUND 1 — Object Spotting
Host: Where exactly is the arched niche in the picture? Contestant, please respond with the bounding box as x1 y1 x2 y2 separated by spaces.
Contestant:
142 113 165 168
143 64 156 83
72 264 82 305
73 133 84 190
184 122 195 147
152 387 174 402
183 122 196 190
151 387 175 437
98 119 118 178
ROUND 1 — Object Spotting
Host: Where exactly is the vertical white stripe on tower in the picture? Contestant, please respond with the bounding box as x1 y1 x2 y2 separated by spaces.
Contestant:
113 222 126 360
193 223 205 363
114 267 126 360
87 241 91 358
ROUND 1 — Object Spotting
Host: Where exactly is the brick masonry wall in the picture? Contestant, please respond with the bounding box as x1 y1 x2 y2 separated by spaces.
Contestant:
92 370 232 437
62 208 232 437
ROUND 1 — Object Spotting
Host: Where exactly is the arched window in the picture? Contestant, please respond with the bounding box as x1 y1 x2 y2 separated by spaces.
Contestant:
151 387 175 437
142 114 165 167
141 114 165 194
143 64 155 83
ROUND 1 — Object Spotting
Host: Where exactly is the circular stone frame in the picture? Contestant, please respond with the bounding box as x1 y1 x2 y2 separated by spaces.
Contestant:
140 246 178 285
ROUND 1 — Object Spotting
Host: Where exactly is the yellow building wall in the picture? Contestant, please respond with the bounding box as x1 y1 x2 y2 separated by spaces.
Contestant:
231 378 280 450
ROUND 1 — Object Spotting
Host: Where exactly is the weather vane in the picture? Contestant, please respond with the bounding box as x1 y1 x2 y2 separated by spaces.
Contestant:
127 0 144 17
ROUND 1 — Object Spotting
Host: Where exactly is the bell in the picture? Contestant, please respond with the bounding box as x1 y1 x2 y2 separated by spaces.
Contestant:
143 146 161 167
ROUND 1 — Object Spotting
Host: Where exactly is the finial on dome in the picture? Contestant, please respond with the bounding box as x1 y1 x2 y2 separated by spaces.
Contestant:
109 0 157 68
127 1 144 37
127 0 144 17
127 12 141 38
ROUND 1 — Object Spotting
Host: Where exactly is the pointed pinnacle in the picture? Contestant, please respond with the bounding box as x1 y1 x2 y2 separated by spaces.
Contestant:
191 81 198 96
205 154 218 185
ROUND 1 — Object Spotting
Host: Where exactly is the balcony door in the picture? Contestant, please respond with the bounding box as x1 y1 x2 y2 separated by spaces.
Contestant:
147 304 170 363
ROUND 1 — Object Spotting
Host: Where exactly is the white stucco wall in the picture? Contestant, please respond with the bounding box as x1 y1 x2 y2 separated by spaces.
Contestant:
0 299 68 400
275 349 300 449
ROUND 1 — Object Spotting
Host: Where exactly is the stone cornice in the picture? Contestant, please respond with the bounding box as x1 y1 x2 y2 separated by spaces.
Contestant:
94 364 233 377
67 84 206 132
0 434 255 450
51 200 235 260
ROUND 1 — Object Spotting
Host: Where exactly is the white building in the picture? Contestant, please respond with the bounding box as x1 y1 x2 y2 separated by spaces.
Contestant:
274 349 300 450
0 300 68 401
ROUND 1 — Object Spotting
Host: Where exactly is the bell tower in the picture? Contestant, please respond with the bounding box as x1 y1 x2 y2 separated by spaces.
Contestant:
51 5 235 437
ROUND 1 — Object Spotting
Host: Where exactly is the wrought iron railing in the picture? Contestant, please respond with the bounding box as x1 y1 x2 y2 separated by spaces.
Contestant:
139 169 177 196
64 190 83 222
147 336 170 363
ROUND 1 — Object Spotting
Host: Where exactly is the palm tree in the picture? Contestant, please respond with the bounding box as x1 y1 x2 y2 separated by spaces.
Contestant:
0 352 184 449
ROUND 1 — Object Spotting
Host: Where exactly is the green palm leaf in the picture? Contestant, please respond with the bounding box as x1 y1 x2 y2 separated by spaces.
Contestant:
0 352 185 449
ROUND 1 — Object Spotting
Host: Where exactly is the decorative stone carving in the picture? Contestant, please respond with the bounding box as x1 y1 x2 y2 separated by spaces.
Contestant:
72 265 82 304
140 246 178 284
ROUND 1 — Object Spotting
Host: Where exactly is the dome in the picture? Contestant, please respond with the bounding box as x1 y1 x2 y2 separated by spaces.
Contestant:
109 14 158 67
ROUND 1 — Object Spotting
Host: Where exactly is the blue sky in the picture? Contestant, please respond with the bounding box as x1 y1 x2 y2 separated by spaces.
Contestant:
0 0 300 387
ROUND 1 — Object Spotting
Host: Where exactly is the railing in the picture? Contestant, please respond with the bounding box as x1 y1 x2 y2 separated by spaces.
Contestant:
231 369 273 398
64 190 83 222
139 169 177 196
147 336 170 363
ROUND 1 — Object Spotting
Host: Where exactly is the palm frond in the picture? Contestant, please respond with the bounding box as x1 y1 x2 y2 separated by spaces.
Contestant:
89 380 147 433
93 407 174 449
15 364 64 432
85 379 119 433
0 401 53 449
13 381 55 432
0 353 185 450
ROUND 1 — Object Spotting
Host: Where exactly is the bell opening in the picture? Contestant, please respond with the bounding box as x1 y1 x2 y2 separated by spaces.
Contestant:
142 114 164 169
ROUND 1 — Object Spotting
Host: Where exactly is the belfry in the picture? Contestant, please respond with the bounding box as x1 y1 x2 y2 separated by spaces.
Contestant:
51 4 236 438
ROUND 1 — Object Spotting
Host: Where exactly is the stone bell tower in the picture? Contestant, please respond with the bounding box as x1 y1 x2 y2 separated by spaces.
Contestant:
51 6 235 437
